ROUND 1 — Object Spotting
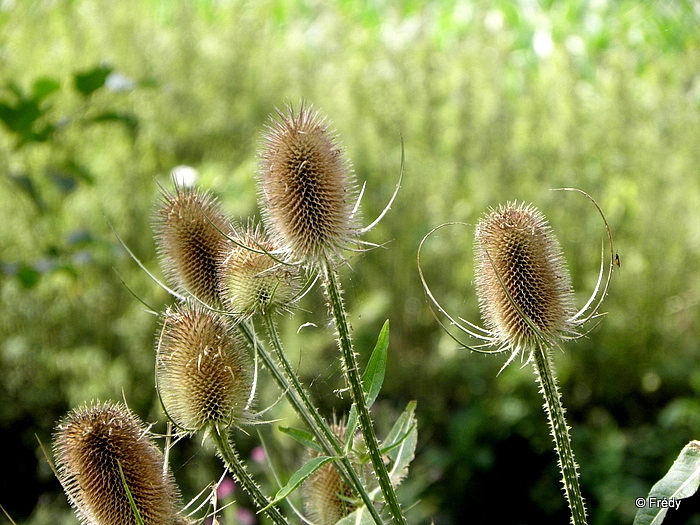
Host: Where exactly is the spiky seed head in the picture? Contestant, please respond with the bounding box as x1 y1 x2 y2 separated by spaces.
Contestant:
218 222 302 318
53 401 184 525
153 185 230 307
303 423 357 525
474 202 576 351
257 104 357 265
156 303 252 432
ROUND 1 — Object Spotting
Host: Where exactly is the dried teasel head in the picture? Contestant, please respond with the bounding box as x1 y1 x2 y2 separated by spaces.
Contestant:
153 184 231 307
303 422 358 525
156 302 253 433
474 202 576 352
257 103 358 266
53 401 185 525
217 221 302 318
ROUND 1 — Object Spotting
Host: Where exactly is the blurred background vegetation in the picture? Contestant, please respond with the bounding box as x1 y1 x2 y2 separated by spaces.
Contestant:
1 0 699 523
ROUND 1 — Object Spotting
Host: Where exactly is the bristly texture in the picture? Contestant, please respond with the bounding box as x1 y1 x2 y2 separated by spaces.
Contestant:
156 302 253 432
218 221 302 318
153 184 231 307
474 202 576 352
303 423 358 525
257 103 358 265
53 401 184 525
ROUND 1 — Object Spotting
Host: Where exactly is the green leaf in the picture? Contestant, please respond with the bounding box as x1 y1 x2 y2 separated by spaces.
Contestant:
117 461 145 525
634 440 700 525
263 456 336 511
31 77 60 102
346 320 390 448
278 426 323 454
364 320 389 409
335 506 376 525
383 400 418 488
345 404 359 453
74 65 113 97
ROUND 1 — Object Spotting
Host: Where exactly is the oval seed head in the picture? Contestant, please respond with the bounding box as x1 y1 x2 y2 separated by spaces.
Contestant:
53 401 184 525
303 423 357 525
474 202 576 351
218 222 302 318
153 185 230 307
257 104 358 265
156 303 253 432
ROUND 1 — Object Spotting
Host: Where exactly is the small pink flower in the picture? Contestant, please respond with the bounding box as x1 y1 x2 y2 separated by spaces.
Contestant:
216 477 236 500
250 446 266 463
237 507 257 525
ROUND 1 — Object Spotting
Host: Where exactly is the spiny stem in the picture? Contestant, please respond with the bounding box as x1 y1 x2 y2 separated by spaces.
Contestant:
323 262 407 525
240 318 383 525
531 343 587 525
209 423 289 525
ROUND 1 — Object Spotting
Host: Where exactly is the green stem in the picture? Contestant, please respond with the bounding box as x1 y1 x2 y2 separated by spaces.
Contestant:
209 423 289 525
239 318 383 525
531 343 587 525
323 263 407 525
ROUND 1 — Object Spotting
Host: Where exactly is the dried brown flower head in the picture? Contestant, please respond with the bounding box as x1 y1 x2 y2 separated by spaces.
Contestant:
218 222 302 318
257 104 358 265
53 401 183 525
153 185 230 306
156 303 253 432
474 202 576 352
303 423 357 525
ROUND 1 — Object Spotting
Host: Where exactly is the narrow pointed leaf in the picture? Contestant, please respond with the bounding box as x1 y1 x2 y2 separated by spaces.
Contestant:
345 320 389 449
634 440 700 525
345 404 359 453
263 456 336 511
118 461 145 525
363 320 389 409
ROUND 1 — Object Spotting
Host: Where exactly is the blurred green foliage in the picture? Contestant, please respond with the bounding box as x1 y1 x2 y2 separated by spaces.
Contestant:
0 0 699 524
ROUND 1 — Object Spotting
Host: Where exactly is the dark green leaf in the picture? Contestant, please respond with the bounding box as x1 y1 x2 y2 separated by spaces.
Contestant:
634 440 700 525
74 65 113 97
32 77 61 101
16 264 40 289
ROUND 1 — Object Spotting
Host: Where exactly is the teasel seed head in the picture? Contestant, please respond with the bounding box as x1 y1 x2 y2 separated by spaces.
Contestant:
257 103 358 265
153 184 231 307
303 422 358 525
474 202 576 352
218 221 302 318
53 401 184 525
156 302 253 433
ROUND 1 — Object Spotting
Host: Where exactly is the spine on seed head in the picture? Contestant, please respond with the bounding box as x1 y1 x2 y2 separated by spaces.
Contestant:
156 302 253 433
474 202 576 352
257 103 358 265
53 401 186 525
